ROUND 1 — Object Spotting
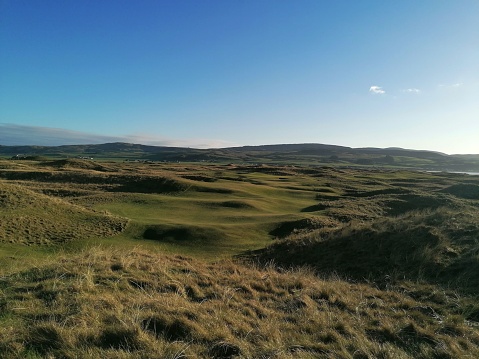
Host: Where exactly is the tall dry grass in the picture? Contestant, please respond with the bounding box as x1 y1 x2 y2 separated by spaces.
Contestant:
0 247 478 358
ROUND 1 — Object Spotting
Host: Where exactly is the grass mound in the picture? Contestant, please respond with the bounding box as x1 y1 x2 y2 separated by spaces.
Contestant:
0 247 477 358
44 159 110 171
113 175 189 194
252 207 479 294
384 193 454 216
344 187 411 198
0 182 128 244
300 203 329 212
441 183 479 199
269 217 337 238
181 174 217 182
1 169 188 194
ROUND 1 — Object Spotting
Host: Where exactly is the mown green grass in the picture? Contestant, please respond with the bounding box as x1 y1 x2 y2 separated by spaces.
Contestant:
81 169 320 257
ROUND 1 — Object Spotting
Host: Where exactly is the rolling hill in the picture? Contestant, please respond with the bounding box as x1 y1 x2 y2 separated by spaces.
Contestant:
1 142 479 171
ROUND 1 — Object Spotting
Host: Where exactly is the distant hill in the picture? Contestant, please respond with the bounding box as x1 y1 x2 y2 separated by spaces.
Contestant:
1 142 479 171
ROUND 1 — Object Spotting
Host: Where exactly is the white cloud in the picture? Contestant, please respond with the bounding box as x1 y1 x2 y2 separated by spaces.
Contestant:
369 85 385 94
0 124 233 148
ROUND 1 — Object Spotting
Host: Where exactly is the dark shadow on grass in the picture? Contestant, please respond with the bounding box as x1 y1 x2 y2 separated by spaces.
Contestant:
143 225 223 244
209 341 241 359
26 325 64 355
440 184 479 200
141 317 192 341
269 218 333 238
96 327 142 350
301 204 328 212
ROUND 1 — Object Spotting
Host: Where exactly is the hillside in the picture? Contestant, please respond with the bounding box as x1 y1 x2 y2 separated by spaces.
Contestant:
2 142 479 171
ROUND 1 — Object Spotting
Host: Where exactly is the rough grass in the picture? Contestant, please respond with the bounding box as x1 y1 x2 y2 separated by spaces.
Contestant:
1 247 478 358
0 181 128 245
441 183 479 199
42 158 116 172
251 206 479 295
2 159 479 357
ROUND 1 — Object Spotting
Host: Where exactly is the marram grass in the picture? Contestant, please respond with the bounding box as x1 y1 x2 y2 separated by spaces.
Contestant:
1 247 478 358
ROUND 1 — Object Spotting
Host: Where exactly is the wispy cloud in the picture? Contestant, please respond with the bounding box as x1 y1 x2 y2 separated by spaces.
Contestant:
0 124 234 148
438 82 464 90
403 88 421 94
369 85 385 94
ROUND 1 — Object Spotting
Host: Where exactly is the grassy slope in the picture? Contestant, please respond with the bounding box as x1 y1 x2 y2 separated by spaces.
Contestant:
1 247 478 358
0 181 128 245
252 207 479 294
1 159 479 358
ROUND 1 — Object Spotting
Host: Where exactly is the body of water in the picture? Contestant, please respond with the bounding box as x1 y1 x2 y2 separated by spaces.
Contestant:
450 172 479 176
426 171 479 176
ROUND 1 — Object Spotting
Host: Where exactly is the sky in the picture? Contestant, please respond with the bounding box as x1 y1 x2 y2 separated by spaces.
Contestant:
1 0 478 154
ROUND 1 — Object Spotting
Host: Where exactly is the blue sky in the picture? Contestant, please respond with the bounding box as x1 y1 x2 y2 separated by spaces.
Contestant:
1 0 478 153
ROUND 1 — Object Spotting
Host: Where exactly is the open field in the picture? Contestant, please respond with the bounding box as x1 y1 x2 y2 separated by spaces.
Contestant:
1 158 479 358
